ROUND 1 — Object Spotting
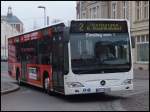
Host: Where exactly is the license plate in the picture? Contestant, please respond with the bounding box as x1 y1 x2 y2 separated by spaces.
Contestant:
96 88 110 93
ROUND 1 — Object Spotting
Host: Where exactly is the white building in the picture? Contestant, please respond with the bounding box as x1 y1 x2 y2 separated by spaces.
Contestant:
1 7 24 33
1 20 19 59
1 6 23 60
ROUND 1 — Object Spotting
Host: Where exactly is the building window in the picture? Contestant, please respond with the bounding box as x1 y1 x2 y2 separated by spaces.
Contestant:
81 1 85 11
97 6 99 18
143 1 149 19
16 24 20 32
112 2 117 19
77 14 79 19
136 36 140 42
137 43 149 62
123 1 129 19
139 1 142 20
93 7 97 18
82 12 86 19
146 34 149 41
136 2 139 20
136 35 149 62
136 1 139 20
90 8 92 18
141 35 145 42
11 24 14 28
136 1 142 20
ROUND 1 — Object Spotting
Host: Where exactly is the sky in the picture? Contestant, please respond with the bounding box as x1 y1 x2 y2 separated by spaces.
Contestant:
1 1 76 32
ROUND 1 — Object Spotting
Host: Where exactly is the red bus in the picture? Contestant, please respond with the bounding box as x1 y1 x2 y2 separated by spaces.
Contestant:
8 20 133 95
8 23 68 94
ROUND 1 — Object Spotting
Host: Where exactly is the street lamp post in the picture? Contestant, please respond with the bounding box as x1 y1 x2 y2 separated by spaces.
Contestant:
38 6 46 26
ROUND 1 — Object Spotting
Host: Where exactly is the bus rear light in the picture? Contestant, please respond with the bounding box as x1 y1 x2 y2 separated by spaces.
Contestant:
66 82 84 88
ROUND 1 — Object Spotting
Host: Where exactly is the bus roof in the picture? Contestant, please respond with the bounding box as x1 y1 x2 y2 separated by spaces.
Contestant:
8 19 129 40
71 18 128 22
8 22 65 39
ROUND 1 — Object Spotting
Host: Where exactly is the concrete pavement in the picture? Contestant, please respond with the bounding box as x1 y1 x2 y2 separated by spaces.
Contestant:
121 91 149 111
133 68 149 80
1 81 20 95
120 69 149 111
1 71 20 95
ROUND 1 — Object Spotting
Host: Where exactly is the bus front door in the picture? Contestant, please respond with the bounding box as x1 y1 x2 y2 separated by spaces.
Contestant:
21 61 27 81
52 36 64 93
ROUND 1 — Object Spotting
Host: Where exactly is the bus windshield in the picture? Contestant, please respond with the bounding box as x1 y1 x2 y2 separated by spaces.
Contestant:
70 33 131 74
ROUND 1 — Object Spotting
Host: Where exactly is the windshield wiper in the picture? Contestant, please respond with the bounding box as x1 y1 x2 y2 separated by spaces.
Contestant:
76 70 90 74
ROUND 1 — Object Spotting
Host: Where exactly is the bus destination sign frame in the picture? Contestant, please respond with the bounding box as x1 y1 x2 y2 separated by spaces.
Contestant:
70 20 128 33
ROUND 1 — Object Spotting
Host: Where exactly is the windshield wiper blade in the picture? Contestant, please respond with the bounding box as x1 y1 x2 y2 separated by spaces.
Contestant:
77 71 89 74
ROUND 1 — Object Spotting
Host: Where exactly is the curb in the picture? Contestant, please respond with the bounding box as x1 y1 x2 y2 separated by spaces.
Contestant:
1 83 20 95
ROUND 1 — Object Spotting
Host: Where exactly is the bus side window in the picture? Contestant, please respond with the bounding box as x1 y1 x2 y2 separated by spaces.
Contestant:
38 37 52 65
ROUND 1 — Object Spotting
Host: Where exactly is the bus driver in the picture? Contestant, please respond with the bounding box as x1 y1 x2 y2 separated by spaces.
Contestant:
95 44 114 62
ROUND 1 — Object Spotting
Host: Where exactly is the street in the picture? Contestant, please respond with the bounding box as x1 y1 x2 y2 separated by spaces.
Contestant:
1 62 149 111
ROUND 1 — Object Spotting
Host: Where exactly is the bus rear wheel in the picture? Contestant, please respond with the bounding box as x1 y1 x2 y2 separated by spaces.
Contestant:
44 77 49 92
16 68 21 85
43 77 54 96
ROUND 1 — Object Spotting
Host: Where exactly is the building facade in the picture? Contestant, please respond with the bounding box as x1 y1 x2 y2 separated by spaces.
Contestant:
130 1 149 69
76 1 109 19
1 20 19 59
1 6 24 33
76 1 149 70
1 6 23 59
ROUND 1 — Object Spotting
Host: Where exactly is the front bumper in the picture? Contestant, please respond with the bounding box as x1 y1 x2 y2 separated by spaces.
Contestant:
64 84 133 95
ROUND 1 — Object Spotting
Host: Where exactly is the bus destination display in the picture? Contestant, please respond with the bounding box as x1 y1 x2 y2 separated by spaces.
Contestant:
70 21 128 33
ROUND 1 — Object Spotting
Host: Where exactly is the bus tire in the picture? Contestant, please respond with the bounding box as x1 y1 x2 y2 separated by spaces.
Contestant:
16 68 21 85
43 76 49 92
43 74 54 96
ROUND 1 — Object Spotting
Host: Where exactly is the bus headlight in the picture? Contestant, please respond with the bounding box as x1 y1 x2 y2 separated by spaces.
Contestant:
66 82 85 88
122 79 132 85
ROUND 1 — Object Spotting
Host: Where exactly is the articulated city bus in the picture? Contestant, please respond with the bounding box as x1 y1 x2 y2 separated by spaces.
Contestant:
8 19 133 95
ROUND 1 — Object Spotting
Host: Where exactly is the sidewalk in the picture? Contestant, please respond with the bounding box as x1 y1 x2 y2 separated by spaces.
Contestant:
120 69 149 111
133 69 149 80
1 81 20 95
121 91 149 111
1 72 20 95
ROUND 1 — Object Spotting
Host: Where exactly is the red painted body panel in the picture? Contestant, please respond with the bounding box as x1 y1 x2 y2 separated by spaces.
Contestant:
8 24 64 90
8 62 21 79
26 64 52 88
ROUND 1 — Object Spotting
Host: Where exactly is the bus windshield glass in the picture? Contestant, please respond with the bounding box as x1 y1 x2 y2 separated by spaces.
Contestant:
70 33 131 74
